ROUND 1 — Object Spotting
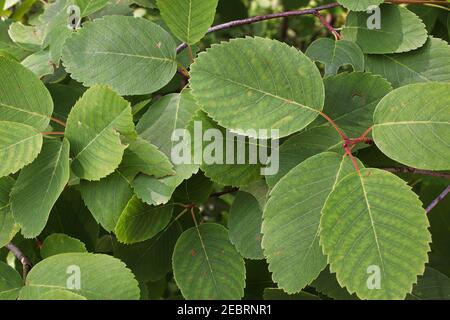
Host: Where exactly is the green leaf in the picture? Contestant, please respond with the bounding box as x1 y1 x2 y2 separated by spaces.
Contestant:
342 4 428 54
262 152 361 293
40 233 87 259
21 50 54 78
80 171 133 232
120 136 174 179
263 288 320 300
0 121 43 178
65 85 136 181
266 126 342 188
320 169 431 299
114 222 182 281
19 288 87 300
409 267 450 300
0 57 53 131
62 15 177 95
0 261 23 300
133 164 199 206
157 0 218 44
137 90 200 157
115 196 173 244
20 253 140 300
76 0 109 16
173 223 246 300
8 22 44 52
190 37 324 138
312 72 393 138
372 82 450 170
11 139 70 238
0 177 18 248
306 39 365 76
312 267 357 300
365 37 450 88
229 191 265 259
0 20 31 60
338 0 384 11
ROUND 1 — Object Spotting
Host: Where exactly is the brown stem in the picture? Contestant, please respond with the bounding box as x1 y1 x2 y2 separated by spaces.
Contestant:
314 12 342 40
5 242 32 280
381 167 450 179
42 131 65 135
426 185 450 213
49 116 66 127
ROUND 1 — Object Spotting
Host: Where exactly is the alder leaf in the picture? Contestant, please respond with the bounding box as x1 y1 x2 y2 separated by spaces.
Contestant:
0 20 31 60
65 85 136 181
320 169 431 300
338 0 384 11
262 152 362 293
20 253 140 300
0 57 53 131
0 121 42 178
0 176 18 248
342 4 428 54
114 222 181 281
0 261 23 300
21 50 54 78
190 37 324 138
157 0 219 44
172 223 246 300
373 82 450 170
410 267 450 300
62 15 177 95
306 38 365 76
229 190 265 260
11 139 70 238
365 37 450 88
114 195 173 244
40 233 87 259
80 171 133 232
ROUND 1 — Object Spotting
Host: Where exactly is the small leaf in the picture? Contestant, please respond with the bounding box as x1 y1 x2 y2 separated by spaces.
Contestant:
306 38 365 76
0 261 23 300
373 82 450 170
20 253 140 300
115 196 173 244
65 85 136 181
0 121 43 178
0 176 18 248
80 171 133 232
0 57 53 131
8 22 44 52
173 223 246 300
190 37 324 138
21 50 54 78
229 191 265 259
312 267 357 300
11 139 70 238
0 20 31 60
410 267 450 300
262 152 361 293
40 233 87 259
320 169 431 299
342 4 428 54
62 15 177 95
365 37 450 88
157 0 219 44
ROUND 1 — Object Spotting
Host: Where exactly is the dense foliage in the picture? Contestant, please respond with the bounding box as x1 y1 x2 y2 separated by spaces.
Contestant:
0 0 449 300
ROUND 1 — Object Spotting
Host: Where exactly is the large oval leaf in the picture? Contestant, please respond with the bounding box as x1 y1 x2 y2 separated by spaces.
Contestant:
373 82 450 170
0 57 53 131
0 121 43 178
157 0 218 44
190 37 324 138
342 4 427 54
320 169 431 299
62 15 177 95
172 223 246 299
365 37 450 88
11 139 70 238
65 85 136 181
0 261 23 300
262 152 360 293
20 253 140 300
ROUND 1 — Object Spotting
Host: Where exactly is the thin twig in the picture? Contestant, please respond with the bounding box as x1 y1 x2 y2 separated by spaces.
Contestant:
426 185 450 213
5 242 32 280
382 167 450 179
176 3 341 53
314 12 342 40
49 116 66 128
41 131 65 135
